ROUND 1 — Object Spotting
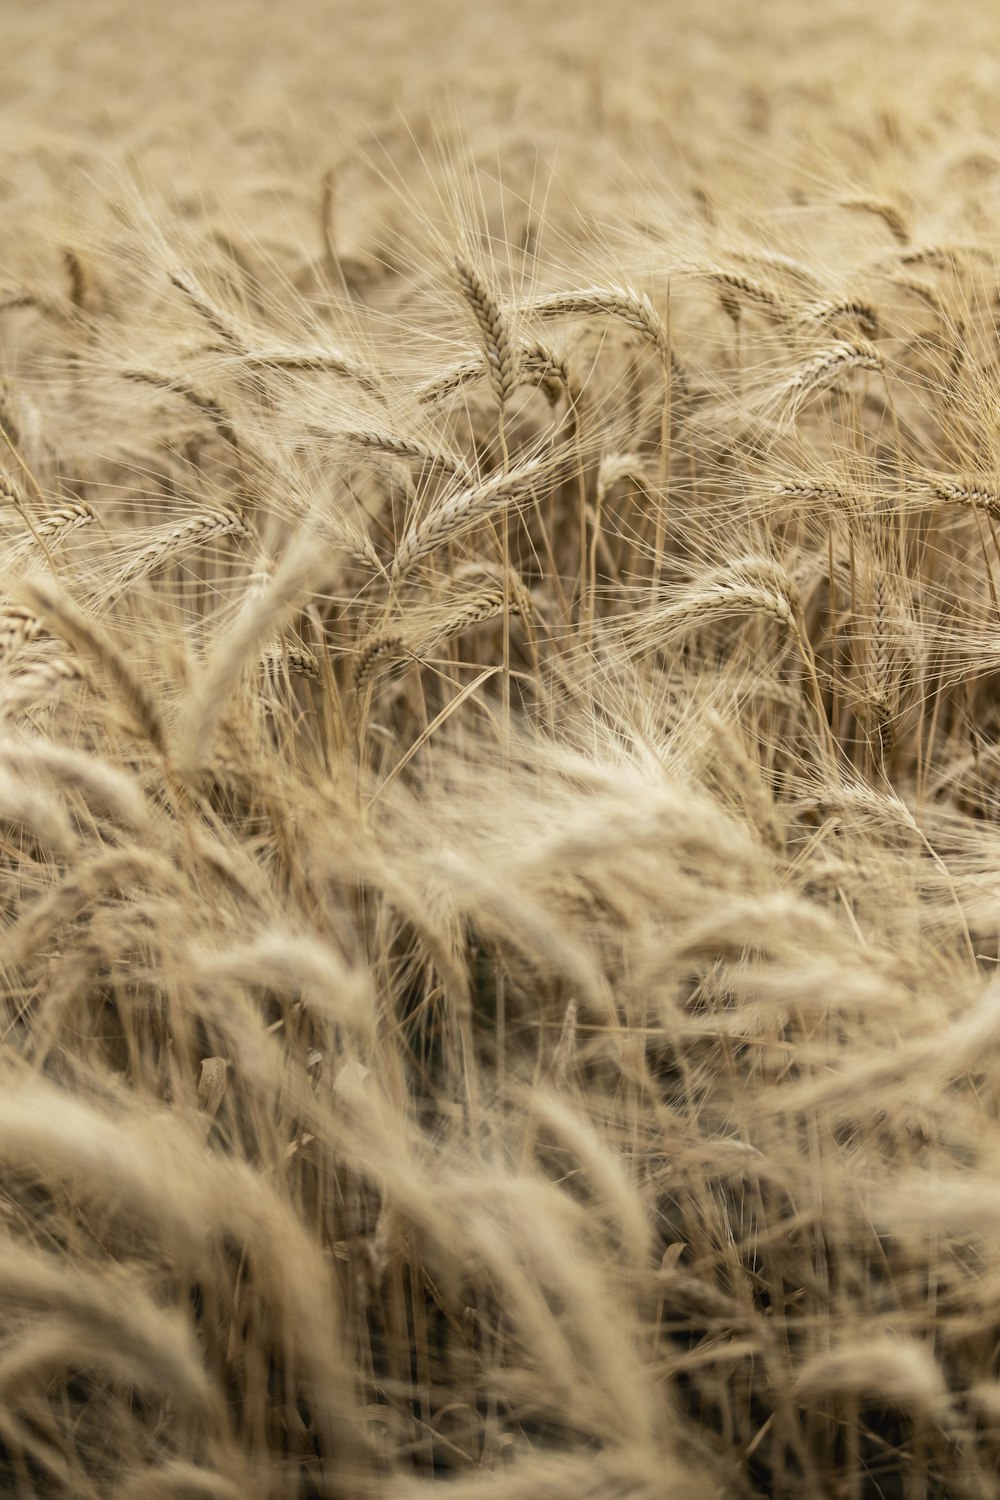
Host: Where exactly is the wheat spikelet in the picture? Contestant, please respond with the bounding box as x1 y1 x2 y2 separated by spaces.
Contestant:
113 508 250 590
391 456 548 579
0 654 83 718
18 578 168 756
0 605 42 664
781 340 884 416
0 284 45 315
8 501 95 563
796 299 880 340
731 248 827 294
168 265 247 351
336 427 471 480
123 369 239 447
354 579 527 692
416 355 484 405
0 737 150 831
416 336 575 408
924 476 1000 519
686 265 786 321
0 468 28 511
259 640 320 681
529 284 689 396
0 1242 215 1410
896 243 962 269
453 254 517 409
772 479 852 505
519 341 577 406
62 246 89 311
596 452 654 505
794 1338 950 1418
197 1056 228 1122
32 501 95 540
353 630 409 692
179 534 330 773
243 343 385 397
430 584 526 644
839 196 911 243
628 578 798 656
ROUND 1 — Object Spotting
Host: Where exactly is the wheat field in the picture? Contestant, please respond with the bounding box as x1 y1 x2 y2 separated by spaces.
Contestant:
5 1 1000 1496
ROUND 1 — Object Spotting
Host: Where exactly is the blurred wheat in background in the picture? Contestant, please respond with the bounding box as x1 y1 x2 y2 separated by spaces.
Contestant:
5 0 1000 1495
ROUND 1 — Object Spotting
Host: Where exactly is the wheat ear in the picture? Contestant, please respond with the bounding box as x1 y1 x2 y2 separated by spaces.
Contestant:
453 255 517 411
391 458 547 579
113 509 250 590
18 577 168 757
528 284 689 397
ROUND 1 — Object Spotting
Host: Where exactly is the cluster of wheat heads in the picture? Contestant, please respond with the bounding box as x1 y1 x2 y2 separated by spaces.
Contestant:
6 142 1000 1500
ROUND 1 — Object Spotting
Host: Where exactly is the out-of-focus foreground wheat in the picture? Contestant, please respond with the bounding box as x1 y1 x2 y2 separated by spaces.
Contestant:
6 1 1000 1496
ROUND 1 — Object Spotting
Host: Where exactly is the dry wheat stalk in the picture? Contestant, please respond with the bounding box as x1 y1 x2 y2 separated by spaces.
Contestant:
865 562 899 742
550 998 578 1086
